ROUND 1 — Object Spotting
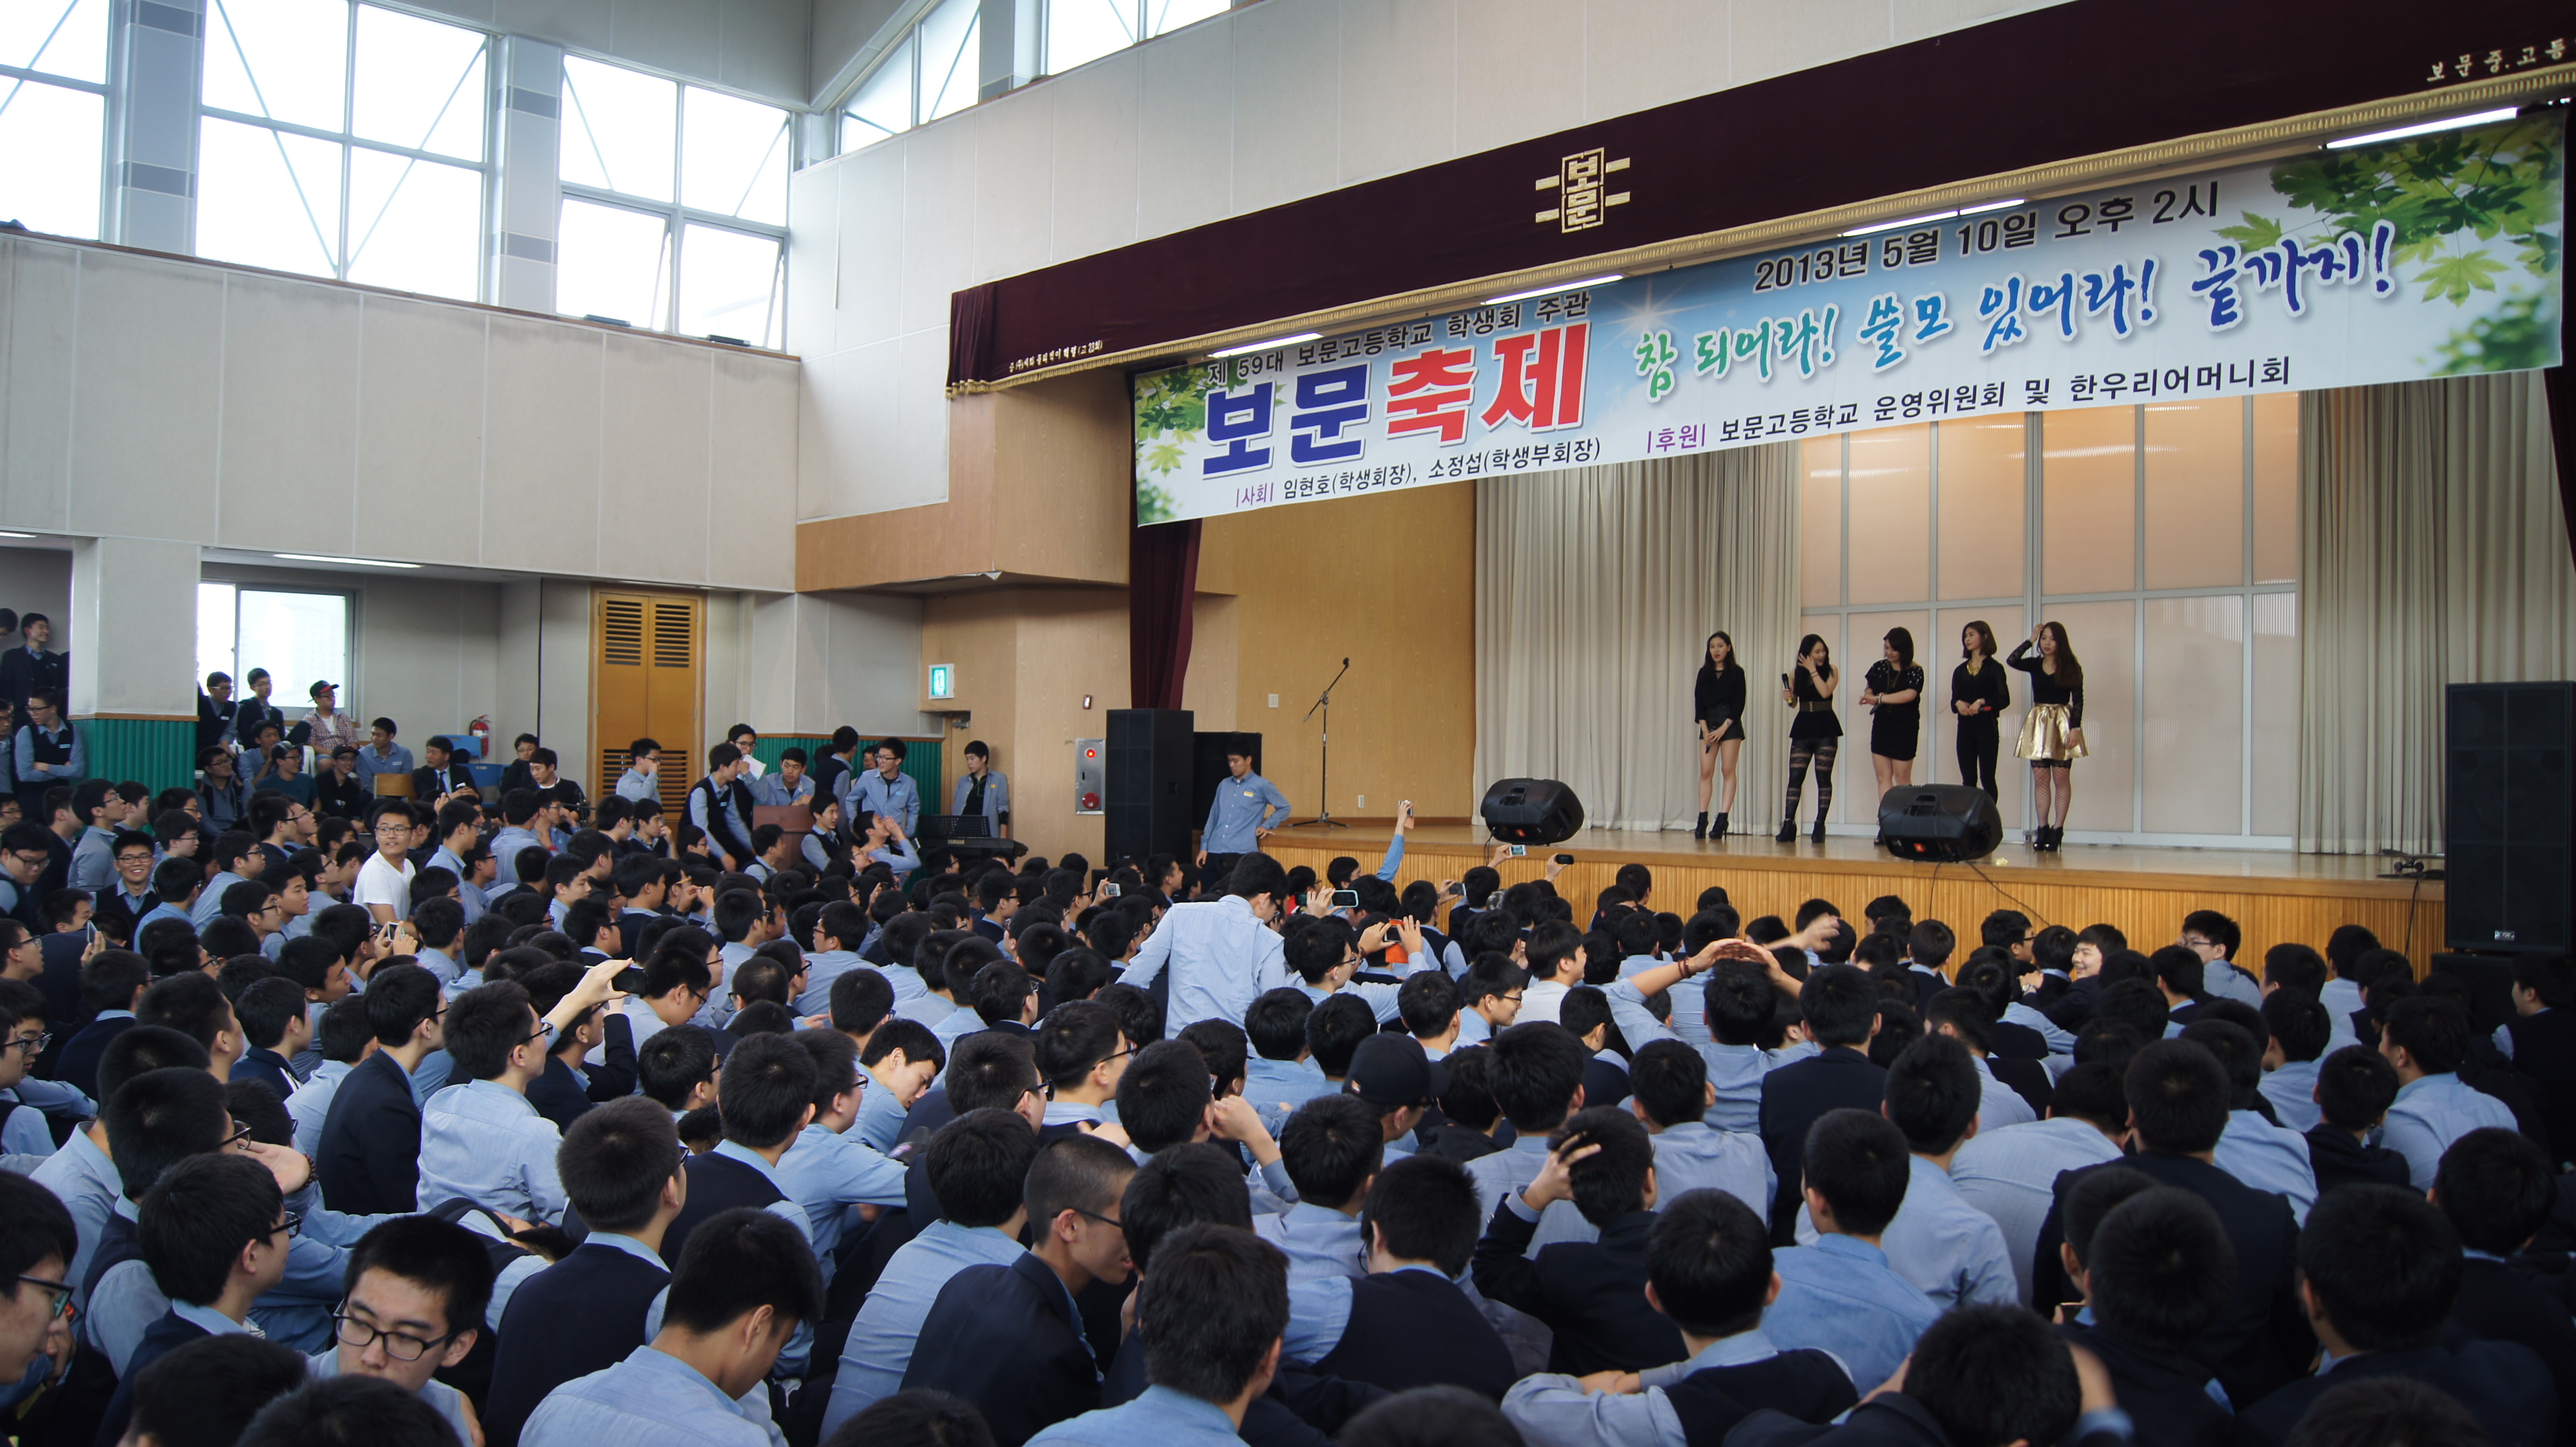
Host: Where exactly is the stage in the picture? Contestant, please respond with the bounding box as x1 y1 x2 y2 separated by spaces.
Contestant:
1255 824 2448 966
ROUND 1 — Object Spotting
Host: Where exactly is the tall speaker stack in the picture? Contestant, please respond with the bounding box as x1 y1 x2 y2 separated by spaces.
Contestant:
2444 681 2573 959
1106 709 1195 867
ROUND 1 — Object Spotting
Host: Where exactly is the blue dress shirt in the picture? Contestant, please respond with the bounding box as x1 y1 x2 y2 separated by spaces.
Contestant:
521 1344 781 1447
1603 979 1810 1133
1946 1116 2124 1308
352 743 415 792
822 1220 1026 1435
1243 1054 1335 1117
1647 1121 1776 1215
795 949 868 1016
286 1060 353 1157
1254 1203 1366 1283
1508 1329 1816 1447
416 1080 568 1223
27 1128 119 1308
776 1121 908 1266
1466 1134 1598 1256
2217 1109 2320 1223
1761 1234 1939 1393
846 769 921 838
2259 1057 2324 1134
2379 1072 2518 1190
1029 1385 1244 1447
1200 772 1291 855
1794 1154 2016 1310
1117 895 1291 1036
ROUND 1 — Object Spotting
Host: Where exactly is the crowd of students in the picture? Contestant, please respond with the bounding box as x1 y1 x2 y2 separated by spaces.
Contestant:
0 759 2570 1447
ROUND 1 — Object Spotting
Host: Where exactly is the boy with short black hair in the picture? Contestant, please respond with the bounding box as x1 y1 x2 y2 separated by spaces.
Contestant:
1471 1106 1681 1375
1504 1187 1857 1447
1628 1038 1774 1218
1759 1108 1937 1392
2306 1043 2413 1196
99 1152 294 1446
308 1216 495 1444
1025 1223 1289 1447
1254 1094 1382 1283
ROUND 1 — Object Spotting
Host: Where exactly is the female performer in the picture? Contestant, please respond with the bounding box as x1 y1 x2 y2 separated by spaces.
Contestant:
2008 621 2085 851
1775 634 1841 844
1859 628 1925 841
1950 620 2010 802
1692 632 1746 839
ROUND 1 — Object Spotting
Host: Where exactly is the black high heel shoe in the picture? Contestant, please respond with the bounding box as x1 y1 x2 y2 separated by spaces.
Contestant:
1776 819 1796 844
1693 812 1708 840
1713 812 1729 839
1811 820 1828 844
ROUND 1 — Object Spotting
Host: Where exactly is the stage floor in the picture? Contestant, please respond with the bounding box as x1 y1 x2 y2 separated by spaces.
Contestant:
1255 824 2448 961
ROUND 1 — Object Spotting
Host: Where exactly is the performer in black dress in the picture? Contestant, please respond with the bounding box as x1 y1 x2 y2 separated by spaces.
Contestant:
1774 634 1840 844
1949 619 2010 803
1693 631 1746 840
2008 620 2086 852
1860 628 1925 843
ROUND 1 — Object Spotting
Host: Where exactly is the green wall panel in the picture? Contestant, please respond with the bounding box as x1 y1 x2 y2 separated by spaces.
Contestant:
747 734 942 813
78 718 196 795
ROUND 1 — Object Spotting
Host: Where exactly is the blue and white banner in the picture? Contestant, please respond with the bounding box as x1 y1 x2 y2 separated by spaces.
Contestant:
1133 113 2562 525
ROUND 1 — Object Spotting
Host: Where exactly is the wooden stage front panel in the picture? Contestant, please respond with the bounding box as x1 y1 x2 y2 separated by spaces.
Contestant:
1254 826 2447 966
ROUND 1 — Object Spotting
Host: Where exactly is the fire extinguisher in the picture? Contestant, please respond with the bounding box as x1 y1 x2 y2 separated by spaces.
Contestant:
468 716 491 757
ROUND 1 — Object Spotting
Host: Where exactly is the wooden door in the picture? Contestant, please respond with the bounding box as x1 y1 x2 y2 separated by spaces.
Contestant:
592 589 702 813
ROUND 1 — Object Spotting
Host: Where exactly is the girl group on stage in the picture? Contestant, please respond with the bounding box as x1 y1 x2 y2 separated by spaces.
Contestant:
1693 621 2087 849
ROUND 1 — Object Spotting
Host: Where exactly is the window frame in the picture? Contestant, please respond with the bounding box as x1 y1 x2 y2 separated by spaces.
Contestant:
1 0 116 241
555 54 791 345
194 0 495 297
198 581 356 723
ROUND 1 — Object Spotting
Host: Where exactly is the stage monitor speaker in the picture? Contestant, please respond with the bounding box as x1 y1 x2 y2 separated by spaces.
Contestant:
1192 731 1263 833
1480 778 1585 845
2445 681 2573 954
1107 708 1195 867
1879 785 2003 863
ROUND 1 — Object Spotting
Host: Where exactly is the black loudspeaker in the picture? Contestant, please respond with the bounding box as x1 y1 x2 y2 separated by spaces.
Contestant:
1879 785 2004 863
1191 731 1263 831
1480 778 1585 844
1107 709 1195 867
2445 682 2573 954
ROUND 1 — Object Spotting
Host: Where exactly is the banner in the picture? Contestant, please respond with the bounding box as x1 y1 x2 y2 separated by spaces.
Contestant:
1132 114 2563 525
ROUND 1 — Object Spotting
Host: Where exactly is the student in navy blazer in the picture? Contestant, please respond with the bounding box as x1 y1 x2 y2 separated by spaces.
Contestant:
480 1099 688 1447
314 966 445 1216
903 1135 1137 1446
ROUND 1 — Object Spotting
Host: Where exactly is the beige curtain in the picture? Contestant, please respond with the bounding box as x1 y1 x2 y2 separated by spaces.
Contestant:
2299 371 2576 854
1476 444 1802 832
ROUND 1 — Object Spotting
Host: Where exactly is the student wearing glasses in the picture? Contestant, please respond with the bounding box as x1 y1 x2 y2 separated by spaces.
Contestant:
415 971 626 1224
307 1215 493 1447
0 1171 76 1395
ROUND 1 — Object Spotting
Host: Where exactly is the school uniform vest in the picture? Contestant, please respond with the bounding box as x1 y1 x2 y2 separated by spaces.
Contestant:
1313 1268 1516 1401
660 1151 786 1265
1661 1351 1860 1445
481 1243 672 1447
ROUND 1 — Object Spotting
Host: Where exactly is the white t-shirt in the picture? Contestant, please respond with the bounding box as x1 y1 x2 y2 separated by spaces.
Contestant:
352 852 417 920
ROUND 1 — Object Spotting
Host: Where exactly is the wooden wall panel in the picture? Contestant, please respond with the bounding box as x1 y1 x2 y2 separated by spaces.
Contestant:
1197 483 1479 821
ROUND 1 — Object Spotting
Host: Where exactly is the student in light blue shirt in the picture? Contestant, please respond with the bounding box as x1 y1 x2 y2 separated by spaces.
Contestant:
845 740 921 839
2376 995 2518 1190
614 738 663 804
1287 916 1402 1024
1028 1221 1290 1447
750 749 815 808
67 781 124 891
1254 1096 1379 1283
822 1110 1042 1437
415 983 573 1224
775 1031 908 1276
1195 749 1290 863
1609 943 1810 1135
1946 1064 2130 1308
1242 991 1336 1122
1117 856 1294 1036
1762 1108 1941 1390
2257 988 2331 1134
1628 1041 1777 1215
351 720 414 795
519 1208 819 1447
855 1019 944 1153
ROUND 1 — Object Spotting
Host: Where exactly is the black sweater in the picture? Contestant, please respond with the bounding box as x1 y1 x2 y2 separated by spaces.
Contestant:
1950 657 2011 722
2006 641 2083 727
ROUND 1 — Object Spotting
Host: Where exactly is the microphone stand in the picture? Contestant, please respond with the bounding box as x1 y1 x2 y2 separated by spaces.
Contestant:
1290 657 1351 829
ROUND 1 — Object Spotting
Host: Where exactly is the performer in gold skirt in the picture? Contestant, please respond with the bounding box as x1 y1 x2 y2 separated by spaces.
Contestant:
2008 622 2085 852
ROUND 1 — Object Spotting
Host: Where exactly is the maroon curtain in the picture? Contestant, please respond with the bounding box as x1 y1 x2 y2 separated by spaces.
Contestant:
946 283 997 392
1130 516 1201 709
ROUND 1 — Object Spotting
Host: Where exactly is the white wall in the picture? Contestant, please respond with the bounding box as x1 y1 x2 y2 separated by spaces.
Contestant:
784 0 2075 522
409 0 816 104
0 236 800 592
743 589 934 736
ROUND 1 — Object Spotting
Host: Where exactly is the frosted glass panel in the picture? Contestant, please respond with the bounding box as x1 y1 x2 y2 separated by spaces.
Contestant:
1846 425 1929 605
2143 399 2244 590
2252 391 2299 584
1799 436 1841 609
1841 610 1931 825
2042 600 2133 835
1937 417 2024 601
2142 594 2242 834
2041 406 2135 595
235 590 349 702
2251 592 2298 836
1937 604 2024 824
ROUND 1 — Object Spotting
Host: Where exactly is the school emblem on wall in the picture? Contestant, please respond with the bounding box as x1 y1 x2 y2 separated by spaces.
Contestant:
1536 148 1630 232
